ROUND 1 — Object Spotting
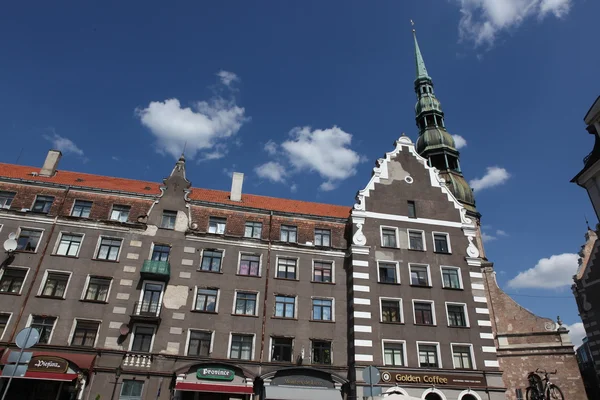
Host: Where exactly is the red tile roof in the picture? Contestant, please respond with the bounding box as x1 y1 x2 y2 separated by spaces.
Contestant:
0 163 351 219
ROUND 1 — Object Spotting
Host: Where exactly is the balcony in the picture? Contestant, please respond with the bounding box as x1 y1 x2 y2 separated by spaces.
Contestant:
130 301 162 323
140 260 170 281
122 353 153 368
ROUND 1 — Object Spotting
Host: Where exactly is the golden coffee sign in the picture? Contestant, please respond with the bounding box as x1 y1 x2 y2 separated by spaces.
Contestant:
380 370 486 388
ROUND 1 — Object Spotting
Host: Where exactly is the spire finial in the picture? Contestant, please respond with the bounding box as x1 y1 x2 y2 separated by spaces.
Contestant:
412 21 430 80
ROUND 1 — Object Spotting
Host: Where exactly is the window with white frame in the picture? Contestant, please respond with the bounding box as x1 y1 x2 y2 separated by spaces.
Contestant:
83 277 111 302
138 283 163 316
408 230 425 250
40 271 70 298
151 244 170 261
381 299 402 323
188 330 211 356
195 288 218 312
230 334 253 360
447 303 468 327
161 210 177 229
120 380 144 400
238 254 260 276
234 292 257 316
0 191 15 209
313 261 333 282
0 314 10 339
312 340 332 365
110 205 130 222
0 268 27 294
314 229 331 247
378 262 399 284
30 316 57 344
71 200 92 218
277 258 297 279
280 225 297 243
96 237 122 261
71 320 100 347
200 249 223 272
410 264 430 286
383 341 405 366
208 217 226 234
381 227 397 247
441 266 462 289
16 228 43 252
244 221 262 239
418 342 440 368
56 233 83 257
275 295 295 318
452 344 474 369
271 337 293 362
312 298 333 321
414 301 435 325
131 325 154 352
433 232 450 253
32 195 54 214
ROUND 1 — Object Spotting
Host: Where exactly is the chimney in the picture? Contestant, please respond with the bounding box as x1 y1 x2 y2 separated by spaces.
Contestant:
40 150 62 177
230 172 244 202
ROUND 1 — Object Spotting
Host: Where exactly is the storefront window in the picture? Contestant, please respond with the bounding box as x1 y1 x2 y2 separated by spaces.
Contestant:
120 380 143 400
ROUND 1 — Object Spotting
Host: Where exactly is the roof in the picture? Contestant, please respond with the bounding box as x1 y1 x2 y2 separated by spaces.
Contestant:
0 163 351 219
584 95 600 125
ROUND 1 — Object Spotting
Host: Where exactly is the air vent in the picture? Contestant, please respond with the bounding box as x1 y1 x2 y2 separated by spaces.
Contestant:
30 172 39 176
75 178 84 182
144 186 152 190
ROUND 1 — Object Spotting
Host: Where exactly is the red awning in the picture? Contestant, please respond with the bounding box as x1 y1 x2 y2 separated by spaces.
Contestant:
0 350 96 370
0 372 78 382
175 382 254 394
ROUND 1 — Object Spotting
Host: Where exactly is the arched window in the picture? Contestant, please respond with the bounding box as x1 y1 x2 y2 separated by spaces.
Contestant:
425 393 443 400
461 395 478 400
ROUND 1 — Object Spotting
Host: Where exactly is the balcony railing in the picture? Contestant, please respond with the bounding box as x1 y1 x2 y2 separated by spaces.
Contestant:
130 301 162 322
123 353 152 368
140 260 170 280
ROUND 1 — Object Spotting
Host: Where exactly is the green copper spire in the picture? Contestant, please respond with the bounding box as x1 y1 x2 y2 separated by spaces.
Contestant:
412 24 430 81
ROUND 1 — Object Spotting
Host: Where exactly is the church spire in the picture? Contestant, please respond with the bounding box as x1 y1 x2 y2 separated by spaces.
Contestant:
412 22 430 81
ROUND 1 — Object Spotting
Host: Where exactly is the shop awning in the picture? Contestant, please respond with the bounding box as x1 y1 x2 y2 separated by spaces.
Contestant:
175 382 254 394
0 350 95 371
264 386 342 400
0 372 78 381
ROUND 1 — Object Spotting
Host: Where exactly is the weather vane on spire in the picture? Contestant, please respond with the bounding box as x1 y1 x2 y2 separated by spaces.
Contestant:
410 19 415 32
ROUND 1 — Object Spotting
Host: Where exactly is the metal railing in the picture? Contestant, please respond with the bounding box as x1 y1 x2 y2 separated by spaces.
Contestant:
131 301 162 319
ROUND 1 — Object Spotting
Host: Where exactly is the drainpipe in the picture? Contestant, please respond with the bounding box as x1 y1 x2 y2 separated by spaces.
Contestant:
9 186 70 342
259 211 273 366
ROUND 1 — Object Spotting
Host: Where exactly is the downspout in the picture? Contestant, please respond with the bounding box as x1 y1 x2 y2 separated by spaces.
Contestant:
259 211 273 367
9 186 70 342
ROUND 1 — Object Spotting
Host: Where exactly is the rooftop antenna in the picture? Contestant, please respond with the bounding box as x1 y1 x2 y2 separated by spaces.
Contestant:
15 147 23 164
585 215 591 230
182 141 187 156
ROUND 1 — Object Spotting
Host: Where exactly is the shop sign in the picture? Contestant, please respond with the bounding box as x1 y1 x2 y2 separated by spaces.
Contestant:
380 370 486 388
27 356 69 373
196 367 234 381
271 375 334 388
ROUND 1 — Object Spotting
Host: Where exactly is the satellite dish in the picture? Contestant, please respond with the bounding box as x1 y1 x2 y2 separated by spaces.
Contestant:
119 324 130 336
4 233 18 253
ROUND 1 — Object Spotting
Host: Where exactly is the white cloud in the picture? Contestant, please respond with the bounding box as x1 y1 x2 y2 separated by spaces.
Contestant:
481 232 497 242
136 74 248 160
565 322 586 347
264 140 278 155
496 229 508 236
507 253 579 289
456 0 572 46
43 133 85 157
452 134 467 149
290 183 298 193
469 166 510 191
216 70 239 87
254 161 287 183
112 156 119 161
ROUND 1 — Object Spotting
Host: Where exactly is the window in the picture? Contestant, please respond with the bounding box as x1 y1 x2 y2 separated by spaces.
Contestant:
277 258 297 280
407 201 416 218
384 342 405 366
110 205 130 222
441 267 462 289
56 233 82 256
314 229 331 247
17 229 42 252
381 228 397 247
71 320 99 347
208 217 226 234
280 225 297 243
275 295 295 318
32 195 54 214
0 314 10 339
313 261 333 282
0 191 15 209
84 277 111 302
71 200 92 218
408 230 425 250
433 233 450 253
161 210 177 229
410 264 430 286
0 268 27 293
312 299 332 321
381 299 402 323
195 288 218 312
131 326 154 352
414 301 434 325
200 250 223 272
30 316 56 344
447 304 468 327
120 380 143 400
151 244 170 261
312 340 331 365
272 337 293 362
139 283 163 316
239 254 260 276
418 343 440 368
96 237 122 261
234 292 257 316
244 222 262 239
41 272 69 298
230 334 253 360
188 331 211 356
378 262 398 284
452 345 473 369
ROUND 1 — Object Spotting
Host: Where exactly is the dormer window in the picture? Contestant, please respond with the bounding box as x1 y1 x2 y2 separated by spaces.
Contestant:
161 211 177 229
208 217 226 235
32 195 54 214
0 191 15 209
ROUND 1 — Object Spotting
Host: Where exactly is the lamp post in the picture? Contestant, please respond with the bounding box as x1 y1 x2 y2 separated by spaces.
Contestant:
110 366 122 400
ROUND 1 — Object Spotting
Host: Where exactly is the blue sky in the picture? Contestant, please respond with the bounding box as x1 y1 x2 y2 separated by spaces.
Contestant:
1 1 598 344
